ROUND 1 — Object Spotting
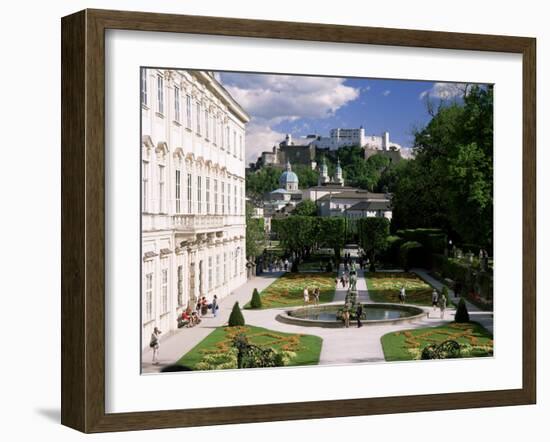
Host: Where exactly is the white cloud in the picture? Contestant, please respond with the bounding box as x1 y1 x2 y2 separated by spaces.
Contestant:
222 74 359 124
419 82 468 100
382 90 391 96
243 123 285 164
220 73 360 164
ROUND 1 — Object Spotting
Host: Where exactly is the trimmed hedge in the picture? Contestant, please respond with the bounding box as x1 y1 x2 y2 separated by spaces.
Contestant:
399 241 426 271
396 228 447 254
250 288 262 309
382 235 405 266
228 302 245 326
454 298 470 323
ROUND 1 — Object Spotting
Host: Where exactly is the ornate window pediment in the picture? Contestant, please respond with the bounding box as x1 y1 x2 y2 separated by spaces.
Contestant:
142 135 154 149
155 141 169 162
173 147 185 160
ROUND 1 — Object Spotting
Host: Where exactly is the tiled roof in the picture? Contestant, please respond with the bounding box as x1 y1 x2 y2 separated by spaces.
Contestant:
317 191 390 202
346 200 392 211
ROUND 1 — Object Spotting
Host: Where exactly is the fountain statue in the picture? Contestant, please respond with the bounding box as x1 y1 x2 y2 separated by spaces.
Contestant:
349 272 357 292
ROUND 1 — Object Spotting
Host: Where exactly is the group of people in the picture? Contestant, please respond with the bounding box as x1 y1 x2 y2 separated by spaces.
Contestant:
267 258 290 273
398 286 447 318
195 295 219 318
176 295 219 329
178 306 202 328
151 294 221 365
303 286 321 305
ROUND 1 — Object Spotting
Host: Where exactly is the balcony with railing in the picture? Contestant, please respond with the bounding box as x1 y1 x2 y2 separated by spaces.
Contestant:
142 197 245 232
172 213 245 232
173 214 224 231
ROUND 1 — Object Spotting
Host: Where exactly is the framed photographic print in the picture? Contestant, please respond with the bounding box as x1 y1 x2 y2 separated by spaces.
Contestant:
61 9 536 433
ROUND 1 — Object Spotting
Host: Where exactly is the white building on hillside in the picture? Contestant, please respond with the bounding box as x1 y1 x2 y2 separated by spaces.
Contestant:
314 126 402 153
141 69 249 347
317 190 392 219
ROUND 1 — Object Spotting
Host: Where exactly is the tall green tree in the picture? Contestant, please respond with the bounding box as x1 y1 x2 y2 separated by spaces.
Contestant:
317 217 346 261
392 85 493 247
358 217 390 266
271 216 318 265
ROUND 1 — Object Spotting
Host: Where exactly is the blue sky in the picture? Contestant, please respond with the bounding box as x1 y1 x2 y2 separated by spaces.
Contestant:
219 72 472 163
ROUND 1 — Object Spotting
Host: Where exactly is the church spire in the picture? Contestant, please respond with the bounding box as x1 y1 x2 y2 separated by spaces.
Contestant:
318 156 329 185
334 157 344 186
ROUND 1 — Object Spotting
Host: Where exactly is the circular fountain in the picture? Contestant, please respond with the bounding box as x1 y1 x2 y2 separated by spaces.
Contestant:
276 303 427 328
277 262 427 328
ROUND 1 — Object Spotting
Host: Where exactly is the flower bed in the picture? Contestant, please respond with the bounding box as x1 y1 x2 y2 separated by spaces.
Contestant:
247 272 336 309
366 272 434 306
177 325 322 370
381 322 493 361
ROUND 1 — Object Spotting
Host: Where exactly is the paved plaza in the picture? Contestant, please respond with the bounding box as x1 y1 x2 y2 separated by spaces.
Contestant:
142 266 488 373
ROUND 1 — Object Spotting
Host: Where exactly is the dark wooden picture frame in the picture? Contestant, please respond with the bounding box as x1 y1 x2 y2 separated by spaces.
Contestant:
61 8 536 433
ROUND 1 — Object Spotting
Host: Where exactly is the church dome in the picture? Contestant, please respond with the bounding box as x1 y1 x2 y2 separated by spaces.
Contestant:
279 161 299 187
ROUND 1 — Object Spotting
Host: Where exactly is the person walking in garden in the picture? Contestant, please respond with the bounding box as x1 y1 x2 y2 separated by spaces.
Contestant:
212 294 218 318
342 304 351 328
399 286 406 304
432 289 439 312
356 303 363 328
439 292 447 319
196 298 202 316
150 326 162 365
303 287 309 305
313 287 320 305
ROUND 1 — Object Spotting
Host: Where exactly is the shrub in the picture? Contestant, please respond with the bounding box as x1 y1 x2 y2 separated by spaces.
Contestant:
382 235 405 266
233 334 285 369
454 298 470 323
399 241 425 271
396 229 446 250
369 261 376 272
426 233 447 254
250 288 262 309
228 302 245 326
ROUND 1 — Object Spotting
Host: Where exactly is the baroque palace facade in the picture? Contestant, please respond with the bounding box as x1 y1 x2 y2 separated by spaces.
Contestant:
141 69 249 345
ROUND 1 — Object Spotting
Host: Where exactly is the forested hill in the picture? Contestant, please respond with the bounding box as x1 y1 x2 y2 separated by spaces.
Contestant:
245 147 402 199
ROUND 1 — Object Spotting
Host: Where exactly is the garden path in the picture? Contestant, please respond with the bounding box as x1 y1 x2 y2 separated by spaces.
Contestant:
412 268 493 335
332 265 371 302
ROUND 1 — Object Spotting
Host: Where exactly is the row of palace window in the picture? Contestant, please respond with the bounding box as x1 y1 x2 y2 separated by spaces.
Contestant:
144 248 244 322
141 70 244 160
142 160 244 216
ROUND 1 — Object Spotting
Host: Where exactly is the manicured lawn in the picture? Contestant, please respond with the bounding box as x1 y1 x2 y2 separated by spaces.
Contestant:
245 272 336 309
381 322 494 361
177 325 322 370
366 272 435 306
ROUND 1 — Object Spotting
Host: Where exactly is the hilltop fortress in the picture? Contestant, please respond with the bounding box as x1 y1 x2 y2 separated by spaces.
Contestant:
253 126 404 170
